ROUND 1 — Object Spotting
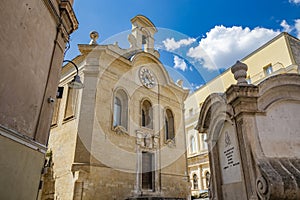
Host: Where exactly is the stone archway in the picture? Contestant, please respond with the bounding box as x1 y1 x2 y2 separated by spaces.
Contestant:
196 67 300 200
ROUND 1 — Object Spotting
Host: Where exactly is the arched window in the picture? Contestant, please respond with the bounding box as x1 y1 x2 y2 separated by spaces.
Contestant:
113 97 122 126
141 100 153 129
165 109 174 140
201 134 208 150
113 89 128 129
193 174 198 190
190 136 196 153
205 171 210 189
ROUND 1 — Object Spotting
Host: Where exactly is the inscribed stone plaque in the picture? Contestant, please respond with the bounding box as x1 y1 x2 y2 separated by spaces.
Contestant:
218 122 242 184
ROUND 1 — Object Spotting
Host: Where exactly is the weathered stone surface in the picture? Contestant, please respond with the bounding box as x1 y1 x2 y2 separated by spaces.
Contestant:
0 1 77 199
196 73 300 200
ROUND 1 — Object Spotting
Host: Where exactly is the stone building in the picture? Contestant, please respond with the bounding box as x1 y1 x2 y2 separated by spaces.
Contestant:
41 15 190 199
196 62 300 199
184 32 300 197
0 1 78 199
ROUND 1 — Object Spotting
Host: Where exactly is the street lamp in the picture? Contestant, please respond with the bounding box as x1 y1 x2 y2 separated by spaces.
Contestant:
63 60 84 89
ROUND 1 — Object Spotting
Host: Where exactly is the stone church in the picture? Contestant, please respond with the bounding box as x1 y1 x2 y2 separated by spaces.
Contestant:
40 15 190 199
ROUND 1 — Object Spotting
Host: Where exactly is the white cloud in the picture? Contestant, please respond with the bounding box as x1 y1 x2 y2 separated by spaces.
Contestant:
289 0 300 4
279 19 300 39
187 25 280 70
163 37 196 51
280 20 293 33
182 83 202 91
173 55 188 71
295 19 300 38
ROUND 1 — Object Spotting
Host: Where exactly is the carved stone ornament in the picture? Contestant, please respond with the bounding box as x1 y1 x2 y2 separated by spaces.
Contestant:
113 125 127 135
231 61 248 85
256 176 269 199
257 158 300 199
136 130 158 149
165 138 176 148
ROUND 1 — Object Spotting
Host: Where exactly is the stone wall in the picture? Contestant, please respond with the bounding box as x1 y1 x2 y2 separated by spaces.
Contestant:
197 72 300 200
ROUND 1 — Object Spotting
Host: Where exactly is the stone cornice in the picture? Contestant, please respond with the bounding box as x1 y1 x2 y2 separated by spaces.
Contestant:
59 0 78 41
0 124 47 153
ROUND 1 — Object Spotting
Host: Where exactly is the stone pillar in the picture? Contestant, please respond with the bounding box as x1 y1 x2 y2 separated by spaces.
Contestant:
131 27 143 50
73 54 100 164
198 166 202 190
225 85 259 200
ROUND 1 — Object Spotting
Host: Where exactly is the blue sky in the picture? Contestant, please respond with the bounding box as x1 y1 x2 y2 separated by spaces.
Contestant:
66 0 300 91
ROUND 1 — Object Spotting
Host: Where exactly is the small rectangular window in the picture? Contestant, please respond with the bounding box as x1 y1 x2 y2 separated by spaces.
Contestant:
201 134 208 150
246 76 251 84
51 98 61 126
113 97 122 127
264 64 273 76
64 87 78 120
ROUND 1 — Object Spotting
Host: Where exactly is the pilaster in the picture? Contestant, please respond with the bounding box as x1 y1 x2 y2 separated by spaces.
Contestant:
74 58 100 164
225 85 260 200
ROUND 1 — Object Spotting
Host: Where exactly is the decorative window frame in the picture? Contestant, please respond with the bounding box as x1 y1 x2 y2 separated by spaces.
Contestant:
63 86 79 122
190 135 196 154
135 128 160 195
263 64 273 76
164 108 175 145
140 98 153 130
51 98 61 127
193 173 199 190
112 87 129 134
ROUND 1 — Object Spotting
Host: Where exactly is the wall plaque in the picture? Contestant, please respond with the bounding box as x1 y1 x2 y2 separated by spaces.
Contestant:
218 122 242 184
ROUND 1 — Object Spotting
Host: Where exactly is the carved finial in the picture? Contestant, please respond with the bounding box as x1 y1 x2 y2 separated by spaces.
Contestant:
231 61 248 85
89 31 99 45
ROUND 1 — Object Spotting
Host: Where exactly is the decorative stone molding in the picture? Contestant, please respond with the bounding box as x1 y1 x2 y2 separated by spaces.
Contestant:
165 139 176 148
59 0 79 42
59 1 79 33
136 129 158 150
256 176 269 200
0 124 47 153
113 125 128 135
257 158 300 200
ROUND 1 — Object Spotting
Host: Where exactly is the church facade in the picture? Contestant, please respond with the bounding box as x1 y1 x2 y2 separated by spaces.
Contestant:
41 15 190 199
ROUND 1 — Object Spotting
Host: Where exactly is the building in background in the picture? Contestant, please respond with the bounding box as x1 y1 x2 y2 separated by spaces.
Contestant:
0 1 78 199
184 32 300 197
41 15 190 200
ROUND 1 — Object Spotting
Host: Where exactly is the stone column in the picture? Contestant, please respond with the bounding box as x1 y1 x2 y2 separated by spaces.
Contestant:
73 55 100 164
226 61 260 199
198 166 202 190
